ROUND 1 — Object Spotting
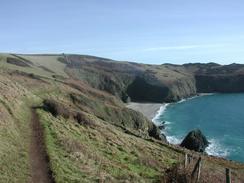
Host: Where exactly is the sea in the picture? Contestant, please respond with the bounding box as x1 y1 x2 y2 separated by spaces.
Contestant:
152 93 244 163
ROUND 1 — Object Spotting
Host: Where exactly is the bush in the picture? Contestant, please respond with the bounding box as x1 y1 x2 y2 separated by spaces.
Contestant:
43 99 70 119
74 112 95 127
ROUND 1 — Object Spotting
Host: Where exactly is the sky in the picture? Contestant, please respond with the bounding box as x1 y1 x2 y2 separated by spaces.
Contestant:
0 0 244 64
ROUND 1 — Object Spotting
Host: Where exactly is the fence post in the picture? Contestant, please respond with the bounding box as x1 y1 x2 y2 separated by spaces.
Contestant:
196 158 202 182
184 154 188 168
188 154 191 164
226 168 231 183
191 157 202 182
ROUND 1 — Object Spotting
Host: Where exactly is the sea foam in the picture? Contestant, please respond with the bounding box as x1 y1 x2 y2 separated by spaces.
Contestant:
167 136 229 158
166 136 181 144
152 103 169 124
206 139 230 158
177 93 214 104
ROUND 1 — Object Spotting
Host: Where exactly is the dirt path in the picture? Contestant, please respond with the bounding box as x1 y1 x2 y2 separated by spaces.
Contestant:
29 108 55 183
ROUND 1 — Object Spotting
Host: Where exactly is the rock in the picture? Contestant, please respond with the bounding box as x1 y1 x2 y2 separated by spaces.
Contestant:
158 121 166 130
148 123 167 142
158 124 165 130
180 129 209 152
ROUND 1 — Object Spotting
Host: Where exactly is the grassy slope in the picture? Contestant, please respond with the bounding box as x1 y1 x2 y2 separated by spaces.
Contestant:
0 70 41 183
38 109 180 182
0 54 68 79
19 54 68 78
0 53 244 182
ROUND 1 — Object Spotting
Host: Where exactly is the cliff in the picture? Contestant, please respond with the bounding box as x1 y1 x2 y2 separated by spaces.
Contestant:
184 63 244 93
59 55 197 103
61 55 244 103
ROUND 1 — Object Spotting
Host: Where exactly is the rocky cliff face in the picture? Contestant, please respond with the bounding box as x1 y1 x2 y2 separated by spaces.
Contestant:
184 63 244 93
60 55 198 103
164 75 197 102
59 55 244 104
126 76 169 102
195 74 244 93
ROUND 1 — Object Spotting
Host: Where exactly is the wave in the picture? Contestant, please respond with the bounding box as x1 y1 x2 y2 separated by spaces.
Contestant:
152 93 215 123
166 136 229 158
164 121 171 125
177 95 199 104
166 135 181 144
206 139 230 158
177 97 195 104
152 103 169 124
177 93 215 104
177 98 186 103
198 93 215 96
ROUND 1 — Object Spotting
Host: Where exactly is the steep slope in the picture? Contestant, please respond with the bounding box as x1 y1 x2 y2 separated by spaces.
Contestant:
58 54 197 102
184 63 244 93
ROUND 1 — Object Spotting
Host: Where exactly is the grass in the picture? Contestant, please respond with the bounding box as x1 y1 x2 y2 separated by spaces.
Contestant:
19 55 68 78
0 98 32 183
0 68 50 183
0 54 68 79
37 107 181 182
38 110 98 182
0 72 32 182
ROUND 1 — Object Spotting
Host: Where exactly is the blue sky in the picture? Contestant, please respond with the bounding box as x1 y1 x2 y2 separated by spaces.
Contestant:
1 0 244 64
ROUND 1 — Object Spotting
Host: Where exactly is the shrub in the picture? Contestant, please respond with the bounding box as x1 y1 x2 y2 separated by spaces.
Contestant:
43 99 70 119
74 112 95 127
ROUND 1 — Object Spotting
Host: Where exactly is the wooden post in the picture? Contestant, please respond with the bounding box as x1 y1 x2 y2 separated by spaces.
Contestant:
184 154 188 168
196 158 202 182
188 154 191 164
191 157 202 182
226 168 231 183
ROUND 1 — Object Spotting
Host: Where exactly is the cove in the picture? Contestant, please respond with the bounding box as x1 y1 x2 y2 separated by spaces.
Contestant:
154 93 244 163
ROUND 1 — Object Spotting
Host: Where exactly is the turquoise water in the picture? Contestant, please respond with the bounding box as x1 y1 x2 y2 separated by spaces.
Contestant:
154 93 244 162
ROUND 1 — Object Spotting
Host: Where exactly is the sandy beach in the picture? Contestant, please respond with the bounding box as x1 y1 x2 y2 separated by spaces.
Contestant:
126 102 163 121
126 94 212 121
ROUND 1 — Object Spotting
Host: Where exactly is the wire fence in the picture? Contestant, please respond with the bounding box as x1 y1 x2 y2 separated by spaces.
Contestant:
166 153 244 183
187 154 244 183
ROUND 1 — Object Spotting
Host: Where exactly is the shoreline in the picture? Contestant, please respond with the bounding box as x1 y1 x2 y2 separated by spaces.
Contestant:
126 93 214 121
126 102 163 121
126 93 244 162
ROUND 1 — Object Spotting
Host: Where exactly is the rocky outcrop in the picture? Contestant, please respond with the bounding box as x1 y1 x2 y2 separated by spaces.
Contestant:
148 122 167 141
180 129 209 152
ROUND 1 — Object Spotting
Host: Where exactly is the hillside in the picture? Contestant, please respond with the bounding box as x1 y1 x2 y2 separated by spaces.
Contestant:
0 53 244 182
184 63 244 93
